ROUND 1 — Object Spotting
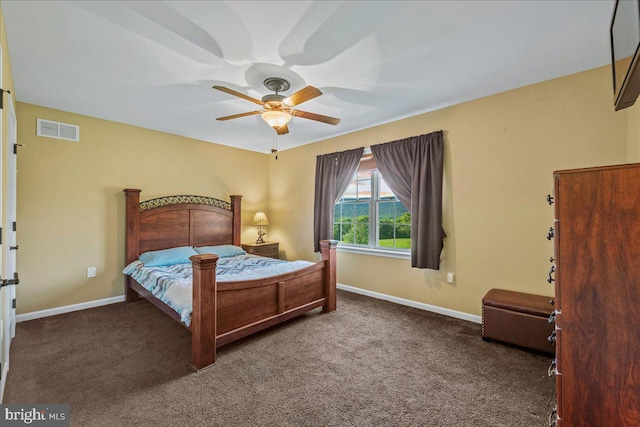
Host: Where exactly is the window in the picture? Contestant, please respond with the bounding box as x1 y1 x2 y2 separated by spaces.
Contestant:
334 169 411 252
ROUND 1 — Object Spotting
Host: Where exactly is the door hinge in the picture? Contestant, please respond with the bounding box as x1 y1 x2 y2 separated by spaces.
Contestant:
0 227 2 245
11 299 15 309
13 143 24 155
12 222 16 232
0 88 10 110
0 272 19 288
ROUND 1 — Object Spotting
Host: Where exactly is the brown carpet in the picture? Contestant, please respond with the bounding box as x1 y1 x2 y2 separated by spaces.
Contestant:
5 290 555 426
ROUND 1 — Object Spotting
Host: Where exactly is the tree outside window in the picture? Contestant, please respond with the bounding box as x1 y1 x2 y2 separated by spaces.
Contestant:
334 170 410 250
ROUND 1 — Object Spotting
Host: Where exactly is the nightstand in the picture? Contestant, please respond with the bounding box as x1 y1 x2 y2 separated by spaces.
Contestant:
242 241 279 259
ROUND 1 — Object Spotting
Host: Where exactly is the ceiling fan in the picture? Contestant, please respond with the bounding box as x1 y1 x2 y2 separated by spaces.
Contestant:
213 77 340 135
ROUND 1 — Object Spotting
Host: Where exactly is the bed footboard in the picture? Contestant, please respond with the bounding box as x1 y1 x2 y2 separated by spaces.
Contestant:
189 239 338 370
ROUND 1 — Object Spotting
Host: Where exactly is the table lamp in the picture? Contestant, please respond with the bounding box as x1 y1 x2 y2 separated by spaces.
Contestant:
251 211 269 244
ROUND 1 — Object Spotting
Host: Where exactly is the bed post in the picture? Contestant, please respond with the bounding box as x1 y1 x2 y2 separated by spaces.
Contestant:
190 254 219 370
230 195 242 246
320 240 338 313
124 189 141 302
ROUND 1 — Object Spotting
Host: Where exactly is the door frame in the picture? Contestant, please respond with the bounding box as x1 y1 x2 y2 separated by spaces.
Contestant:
5 94 16 341
0 42 7 402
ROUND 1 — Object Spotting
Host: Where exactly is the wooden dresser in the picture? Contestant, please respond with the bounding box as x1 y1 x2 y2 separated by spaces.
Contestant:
241 241 279 259
548 163 640 427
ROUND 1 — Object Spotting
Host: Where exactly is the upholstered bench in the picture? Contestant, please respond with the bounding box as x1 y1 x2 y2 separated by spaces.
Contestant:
482 289 555 355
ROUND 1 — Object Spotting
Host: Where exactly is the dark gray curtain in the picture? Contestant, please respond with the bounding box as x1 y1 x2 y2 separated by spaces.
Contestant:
313 147 364 252
370 130 445 269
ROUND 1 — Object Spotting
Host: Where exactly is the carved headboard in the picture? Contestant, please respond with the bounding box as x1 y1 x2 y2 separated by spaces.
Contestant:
124 189 242 264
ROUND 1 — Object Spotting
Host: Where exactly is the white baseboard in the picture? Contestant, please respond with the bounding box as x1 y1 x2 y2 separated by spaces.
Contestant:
15 287 481 325
337 283 482 324
16 295 126 323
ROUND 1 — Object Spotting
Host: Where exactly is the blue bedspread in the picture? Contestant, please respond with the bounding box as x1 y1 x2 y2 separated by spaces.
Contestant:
122 254 314 326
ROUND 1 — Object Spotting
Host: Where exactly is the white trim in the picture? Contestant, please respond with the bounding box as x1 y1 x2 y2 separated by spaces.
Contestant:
0 42 7 405
14 286 481 326
0 362 7 403
6 94 17 341
337 283 482 324
337 245 411 260
16 296 125 323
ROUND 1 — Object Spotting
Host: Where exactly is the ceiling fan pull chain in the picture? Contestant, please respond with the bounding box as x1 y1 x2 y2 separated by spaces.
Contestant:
271 130 278 160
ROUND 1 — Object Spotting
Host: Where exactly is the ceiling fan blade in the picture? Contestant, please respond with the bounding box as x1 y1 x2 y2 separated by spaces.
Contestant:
216 110 263 121
276 124 289 135
283 86 322 106
213 86 263 105
291 110 340 125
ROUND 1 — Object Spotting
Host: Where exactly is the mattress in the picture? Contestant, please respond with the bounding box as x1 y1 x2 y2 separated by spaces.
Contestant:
123 254 314 326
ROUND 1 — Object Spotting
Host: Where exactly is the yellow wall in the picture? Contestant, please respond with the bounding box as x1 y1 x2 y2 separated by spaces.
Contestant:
16 103 269 314
269 65 629 317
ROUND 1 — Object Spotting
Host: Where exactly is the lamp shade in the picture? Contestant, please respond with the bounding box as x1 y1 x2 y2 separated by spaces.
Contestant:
261 110 291 129
251 211 270 226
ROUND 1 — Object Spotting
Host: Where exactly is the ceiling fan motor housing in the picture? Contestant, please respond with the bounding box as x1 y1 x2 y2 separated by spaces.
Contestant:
263 94 287 109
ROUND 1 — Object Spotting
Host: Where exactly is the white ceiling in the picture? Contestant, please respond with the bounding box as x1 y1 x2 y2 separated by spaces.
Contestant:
2 1 615 153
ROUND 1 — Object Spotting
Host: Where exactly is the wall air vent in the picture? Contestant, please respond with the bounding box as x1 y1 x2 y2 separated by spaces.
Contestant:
36 119 79 142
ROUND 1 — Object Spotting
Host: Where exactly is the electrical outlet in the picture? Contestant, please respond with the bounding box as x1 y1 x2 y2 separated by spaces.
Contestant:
447 272 455 284
87 267 96 278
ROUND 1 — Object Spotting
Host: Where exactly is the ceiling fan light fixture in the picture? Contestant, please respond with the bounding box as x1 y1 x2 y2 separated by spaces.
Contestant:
261 110 291 129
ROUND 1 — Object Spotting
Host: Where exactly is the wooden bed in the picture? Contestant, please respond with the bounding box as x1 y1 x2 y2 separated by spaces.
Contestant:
123 189 337 370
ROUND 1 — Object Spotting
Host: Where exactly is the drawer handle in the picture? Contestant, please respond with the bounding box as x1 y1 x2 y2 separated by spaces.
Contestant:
546 194 554 205
546 227 555 240
549 298 555 306
547 274 555 284
548 330 556 344
547 359 559 376
548 310 560 324
548 405 558 427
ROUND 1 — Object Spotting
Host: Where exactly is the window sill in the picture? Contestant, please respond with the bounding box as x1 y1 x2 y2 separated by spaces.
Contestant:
336 244 411 260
